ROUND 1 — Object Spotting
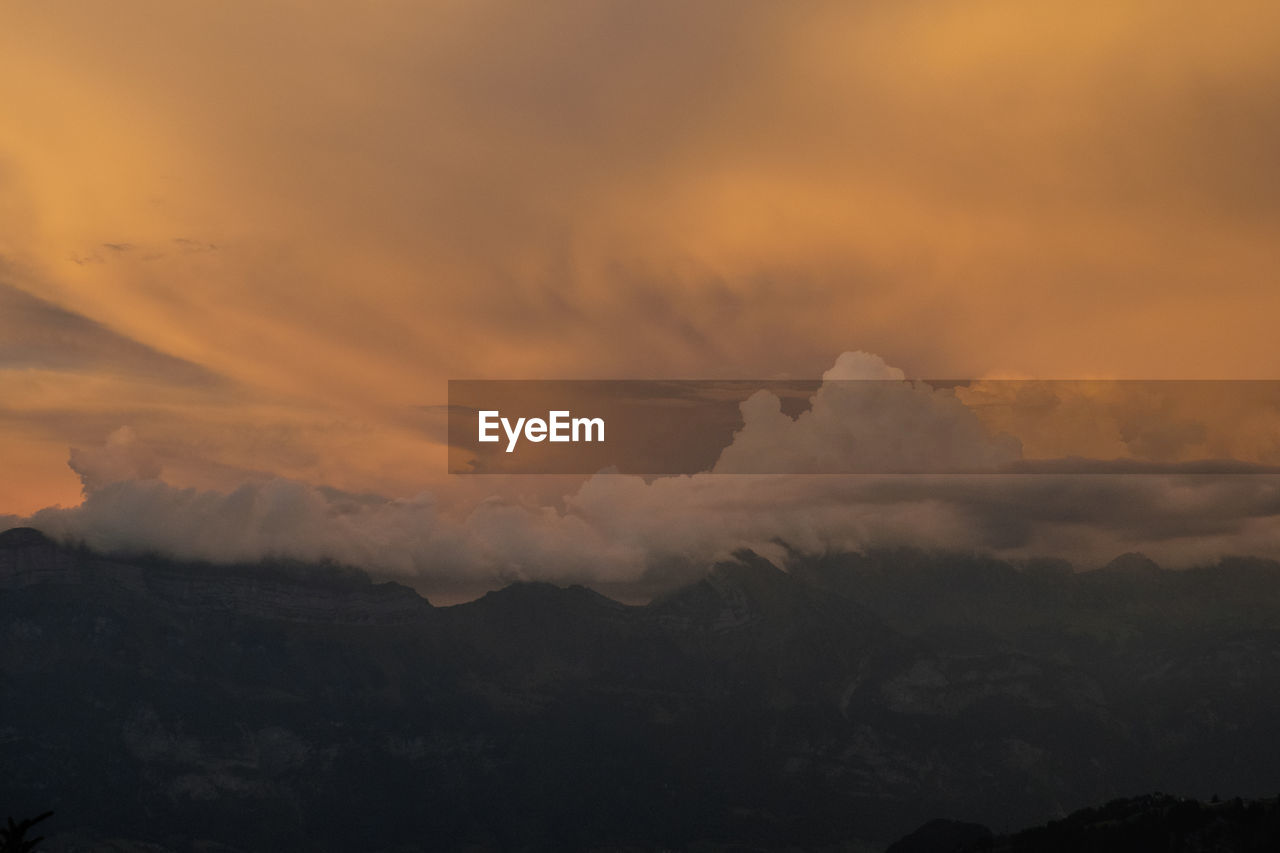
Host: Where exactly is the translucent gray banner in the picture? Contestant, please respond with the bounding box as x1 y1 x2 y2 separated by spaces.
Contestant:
447 380 1280 475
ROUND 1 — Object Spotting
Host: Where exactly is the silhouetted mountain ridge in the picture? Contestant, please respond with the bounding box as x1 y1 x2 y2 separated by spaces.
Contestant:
888 793 1280 852
0 526 55 548
5 528 1280 851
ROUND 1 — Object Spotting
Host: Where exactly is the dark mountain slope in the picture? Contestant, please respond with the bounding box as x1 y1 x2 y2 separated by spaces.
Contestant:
4 528 1280 850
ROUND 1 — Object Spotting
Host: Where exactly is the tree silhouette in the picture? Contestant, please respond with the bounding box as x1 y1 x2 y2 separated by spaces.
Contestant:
0 811 53 853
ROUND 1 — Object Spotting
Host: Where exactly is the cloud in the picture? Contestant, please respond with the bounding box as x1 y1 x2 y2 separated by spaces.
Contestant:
713 351 1021 473
4 1 1280 518
958 379 1280 466
18 353 1280 601
0 280 222 385
27 470 643 593
67 426 162 493
27 443 1280 597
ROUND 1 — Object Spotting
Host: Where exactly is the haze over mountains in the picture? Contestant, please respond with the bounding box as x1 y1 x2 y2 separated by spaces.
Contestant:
4 525 1280 850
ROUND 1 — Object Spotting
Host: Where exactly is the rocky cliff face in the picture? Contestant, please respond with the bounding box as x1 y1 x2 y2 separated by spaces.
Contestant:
4 528 1280 851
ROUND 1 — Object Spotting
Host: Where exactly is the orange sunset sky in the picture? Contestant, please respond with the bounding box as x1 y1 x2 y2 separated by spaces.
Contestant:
2 2 1280 592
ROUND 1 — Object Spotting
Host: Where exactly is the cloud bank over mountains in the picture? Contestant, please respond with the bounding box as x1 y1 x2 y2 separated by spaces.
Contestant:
7 352 1280 599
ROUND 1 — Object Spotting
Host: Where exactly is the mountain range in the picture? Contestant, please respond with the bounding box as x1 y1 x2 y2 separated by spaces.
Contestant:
3 526 1280 851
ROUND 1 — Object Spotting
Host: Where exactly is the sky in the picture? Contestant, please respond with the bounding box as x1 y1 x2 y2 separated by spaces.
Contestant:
2 1 1279 598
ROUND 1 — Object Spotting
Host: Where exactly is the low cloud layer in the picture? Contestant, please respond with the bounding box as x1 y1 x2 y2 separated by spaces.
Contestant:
10 353 1280 601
